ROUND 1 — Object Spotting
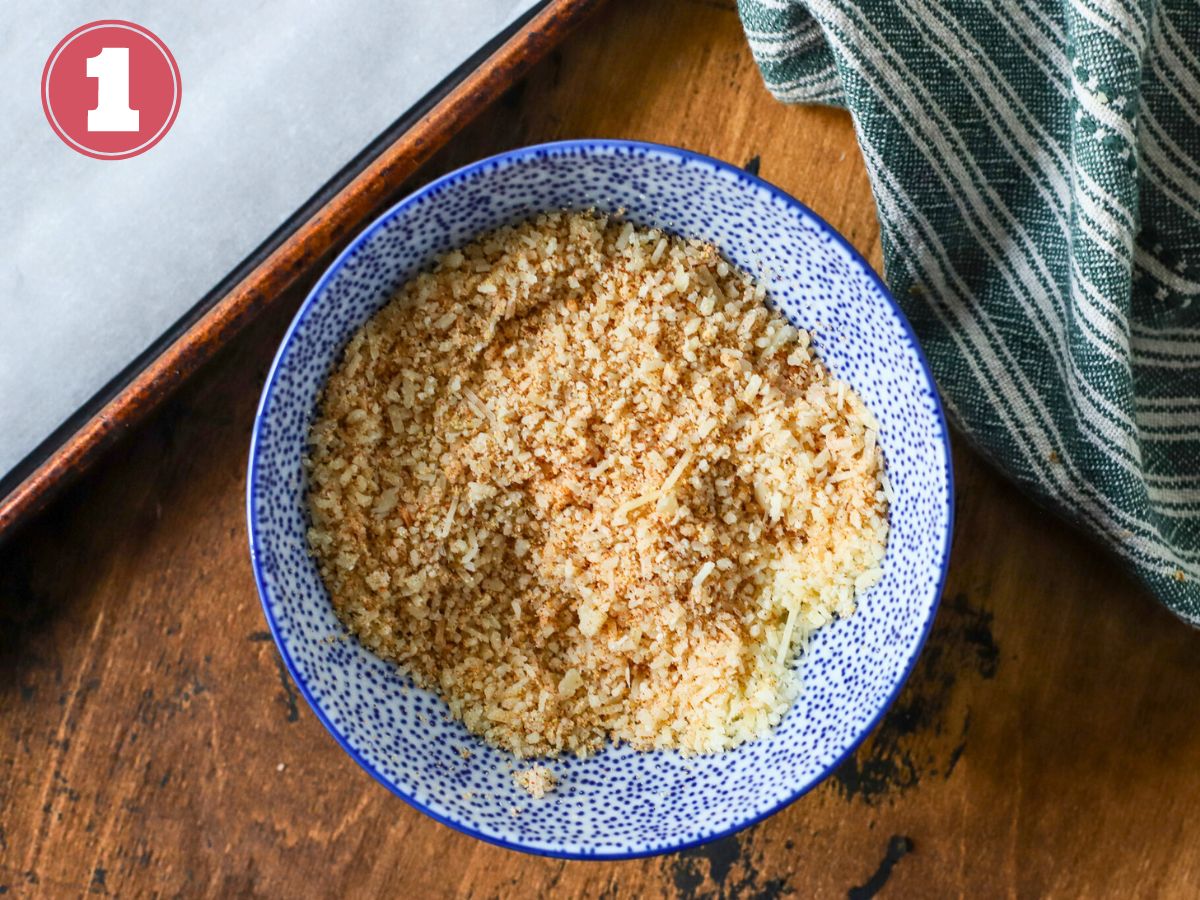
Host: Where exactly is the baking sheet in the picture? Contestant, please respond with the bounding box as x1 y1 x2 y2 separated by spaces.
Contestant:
0 0 537 484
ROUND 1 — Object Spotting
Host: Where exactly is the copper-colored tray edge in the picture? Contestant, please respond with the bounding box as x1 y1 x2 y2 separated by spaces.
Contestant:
0 0 603 539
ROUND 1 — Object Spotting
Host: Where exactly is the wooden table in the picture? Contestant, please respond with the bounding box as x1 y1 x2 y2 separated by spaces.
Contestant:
4 1 1199 896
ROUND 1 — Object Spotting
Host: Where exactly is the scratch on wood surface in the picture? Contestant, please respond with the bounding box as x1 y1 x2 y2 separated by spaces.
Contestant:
207 693 227 806
0 862 92 894
959 761 968 893
86 766 127 896
945 712 971 780
326 792 373 844
26 609 105 874
596 872 622 899
847 835 913 900
544 859 568 893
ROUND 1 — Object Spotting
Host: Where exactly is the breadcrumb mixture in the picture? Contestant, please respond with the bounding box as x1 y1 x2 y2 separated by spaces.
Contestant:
305 212 888 757
512 764 558 799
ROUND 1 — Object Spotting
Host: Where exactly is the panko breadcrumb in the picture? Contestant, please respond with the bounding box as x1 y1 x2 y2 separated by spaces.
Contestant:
513 764 558 799
305 211 888 758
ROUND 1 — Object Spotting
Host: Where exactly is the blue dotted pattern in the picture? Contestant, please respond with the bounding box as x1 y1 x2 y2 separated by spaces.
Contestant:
246 140 954 859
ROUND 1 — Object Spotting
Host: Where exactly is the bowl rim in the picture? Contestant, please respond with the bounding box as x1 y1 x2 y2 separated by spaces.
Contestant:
246 137 955 860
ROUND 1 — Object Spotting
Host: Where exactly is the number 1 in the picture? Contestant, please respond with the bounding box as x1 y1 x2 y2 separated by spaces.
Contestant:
87 47 139 132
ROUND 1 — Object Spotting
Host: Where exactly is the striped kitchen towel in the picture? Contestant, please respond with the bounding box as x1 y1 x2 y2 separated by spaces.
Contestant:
738 0 1200 621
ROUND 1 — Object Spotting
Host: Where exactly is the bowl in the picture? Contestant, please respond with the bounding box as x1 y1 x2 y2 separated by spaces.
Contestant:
247 139 953 858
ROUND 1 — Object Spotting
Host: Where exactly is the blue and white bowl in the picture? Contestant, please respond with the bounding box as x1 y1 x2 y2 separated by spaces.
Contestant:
248 140 953 858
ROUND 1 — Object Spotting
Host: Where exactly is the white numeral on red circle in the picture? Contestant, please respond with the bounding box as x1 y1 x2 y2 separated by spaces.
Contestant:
86 47 139 132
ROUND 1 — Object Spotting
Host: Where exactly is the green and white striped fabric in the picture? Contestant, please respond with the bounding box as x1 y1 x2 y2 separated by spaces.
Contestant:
738 0 1200 621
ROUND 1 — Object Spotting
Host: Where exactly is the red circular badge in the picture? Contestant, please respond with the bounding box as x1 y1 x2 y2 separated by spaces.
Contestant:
41 20 181 160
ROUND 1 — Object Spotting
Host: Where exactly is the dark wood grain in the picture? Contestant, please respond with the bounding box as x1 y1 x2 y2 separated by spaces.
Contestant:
0 0 603 542
4 0 1200 896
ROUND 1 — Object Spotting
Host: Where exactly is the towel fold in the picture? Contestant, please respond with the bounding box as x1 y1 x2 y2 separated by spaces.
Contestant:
738 0 1200 620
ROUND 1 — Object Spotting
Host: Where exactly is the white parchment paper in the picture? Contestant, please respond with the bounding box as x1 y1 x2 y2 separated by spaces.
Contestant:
0 0 536 481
